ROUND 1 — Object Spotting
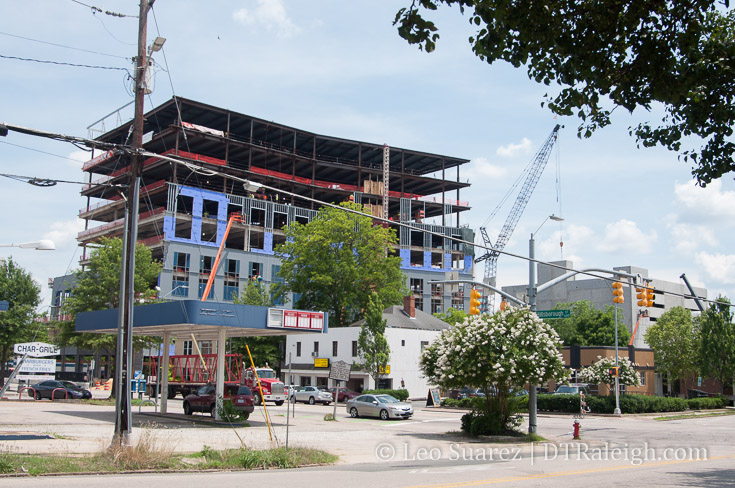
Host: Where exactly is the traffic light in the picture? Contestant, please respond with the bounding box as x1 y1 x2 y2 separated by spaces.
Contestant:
612 281 624 304
469 288 481 315
608 367 619 377
646 287 655 307
636 287 648 307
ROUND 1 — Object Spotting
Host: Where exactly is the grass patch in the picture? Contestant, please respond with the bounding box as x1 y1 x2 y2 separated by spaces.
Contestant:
86 398 150 407
653 411 735 421
194 446 337 469
0 446 336 476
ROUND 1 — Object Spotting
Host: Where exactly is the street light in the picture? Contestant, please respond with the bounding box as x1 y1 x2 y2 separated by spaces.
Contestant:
528 214 563 434
0 240 55 250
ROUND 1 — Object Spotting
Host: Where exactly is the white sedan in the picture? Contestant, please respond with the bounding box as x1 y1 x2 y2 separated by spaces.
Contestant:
291 386 332 405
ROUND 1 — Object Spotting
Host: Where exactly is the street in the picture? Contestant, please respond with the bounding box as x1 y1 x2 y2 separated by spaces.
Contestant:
0 396 733 486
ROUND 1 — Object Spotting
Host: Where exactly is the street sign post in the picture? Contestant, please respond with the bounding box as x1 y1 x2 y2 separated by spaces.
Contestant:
535 309 571 319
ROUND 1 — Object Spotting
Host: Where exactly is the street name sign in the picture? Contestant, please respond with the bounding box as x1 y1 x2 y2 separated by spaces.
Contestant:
536 310 571 319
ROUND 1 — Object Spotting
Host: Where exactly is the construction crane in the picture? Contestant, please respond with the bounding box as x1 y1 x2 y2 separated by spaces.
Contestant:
475 124 561 312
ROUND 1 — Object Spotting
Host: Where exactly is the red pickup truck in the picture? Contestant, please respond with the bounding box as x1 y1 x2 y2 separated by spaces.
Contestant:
183 384 255 419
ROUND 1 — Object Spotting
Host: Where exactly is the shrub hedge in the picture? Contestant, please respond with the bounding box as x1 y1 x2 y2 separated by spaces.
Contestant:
363 389 409 401
687 396 729 410
442 393 729 414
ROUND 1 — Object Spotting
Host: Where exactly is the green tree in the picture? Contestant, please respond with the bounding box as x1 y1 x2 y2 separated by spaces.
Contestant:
0 257 41 387
274 202 408 327
232 279 282 369
395 2 735 185
695 296 735 394
421 306 567 434
551 300 630 346
644 306 698 395
433 307 468 326
357 293 391 386
56 237 161 353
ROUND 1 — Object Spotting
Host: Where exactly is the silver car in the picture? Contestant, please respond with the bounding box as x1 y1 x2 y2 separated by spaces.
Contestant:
291 385 332 405
346 394 413 420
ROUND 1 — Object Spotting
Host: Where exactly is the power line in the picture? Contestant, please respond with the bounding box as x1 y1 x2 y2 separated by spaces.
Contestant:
70 0 137 18
0 140 89 164
0 31 128 60
0 54 128 71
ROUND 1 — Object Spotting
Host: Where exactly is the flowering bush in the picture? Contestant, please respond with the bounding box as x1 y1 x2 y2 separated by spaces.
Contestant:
421 306 567 434
579 355 641 389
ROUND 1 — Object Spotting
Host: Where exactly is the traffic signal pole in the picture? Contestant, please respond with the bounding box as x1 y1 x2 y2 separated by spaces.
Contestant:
528 235 538 434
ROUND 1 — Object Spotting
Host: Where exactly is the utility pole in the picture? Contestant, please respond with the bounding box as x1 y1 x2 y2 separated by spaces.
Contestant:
114 0 149 446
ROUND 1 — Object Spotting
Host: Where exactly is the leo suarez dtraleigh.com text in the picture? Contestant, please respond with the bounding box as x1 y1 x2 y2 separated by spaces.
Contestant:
374 441 708 466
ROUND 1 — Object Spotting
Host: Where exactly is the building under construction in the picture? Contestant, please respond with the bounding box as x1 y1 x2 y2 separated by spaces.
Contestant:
66 97 475 315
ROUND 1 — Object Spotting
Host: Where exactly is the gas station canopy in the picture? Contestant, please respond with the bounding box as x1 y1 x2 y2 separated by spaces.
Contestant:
75 300 328 340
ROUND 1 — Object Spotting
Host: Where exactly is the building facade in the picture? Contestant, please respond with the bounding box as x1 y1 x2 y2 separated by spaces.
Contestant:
72 97 475 316
283 297 449 398
502 260 708 348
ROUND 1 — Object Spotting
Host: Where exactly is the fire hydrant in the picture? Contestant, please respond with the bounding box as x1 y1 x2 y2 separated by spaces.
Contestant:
573 419 581 440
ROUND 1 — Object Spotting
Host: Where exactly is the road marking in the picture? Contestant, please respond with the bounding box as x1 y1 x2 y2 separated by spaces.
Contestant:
401 455 735 488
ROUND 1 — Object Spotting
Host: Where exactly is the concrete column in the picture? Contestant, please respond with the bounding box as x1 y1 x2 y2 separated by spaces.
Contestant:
215 328 226 421
161 332 170 414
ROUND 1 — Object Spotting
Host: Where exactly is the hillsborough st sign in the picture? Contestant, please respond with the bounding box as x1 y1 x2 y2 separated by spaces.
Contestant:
535 310 571 319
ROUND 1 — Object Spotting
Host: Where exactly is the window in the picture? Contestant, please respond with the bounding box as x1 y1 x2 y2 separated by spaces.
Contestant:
249 261 263 280
313 342 319 355
410 278 424 311
183 341 193 355
352 341 358 357
271 264 285 306
332 341 338 357
420 341 429 351
198 255 215 299
224 259 239 301
300 376 311 386
296 342 301 357
640 371 646 386
172 252 190 297
199 341 213 355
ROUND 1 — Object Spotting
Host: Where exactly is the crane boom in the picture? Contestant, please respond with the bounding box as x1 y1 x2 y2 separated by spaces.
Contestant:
475 124 560 311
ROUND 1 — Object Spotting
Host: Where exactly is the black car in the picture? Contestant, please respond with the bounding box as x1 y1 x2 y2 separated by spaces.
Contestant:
28 380 92 400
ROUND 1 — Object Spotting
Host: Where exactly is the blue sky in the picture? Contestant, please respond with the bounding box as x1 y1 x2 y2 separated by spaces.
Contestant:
2 1 734 311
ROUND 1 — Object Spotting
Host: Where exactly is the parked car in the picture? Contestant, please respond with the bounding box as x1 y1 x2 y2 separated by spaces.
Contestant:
553 384 590 395
28 380 92 400
327 387 360 402
291 385 332 405
183 384 255 418
687 389 710 399
346 394 413 420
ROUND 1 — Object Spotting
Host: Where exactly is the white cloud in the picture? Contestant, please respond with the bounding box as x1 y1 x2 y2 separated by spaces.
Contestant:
596 219 656 254
43 219 85 250
465 156 507 181
233 0 299 38
674 179 735 220
496 137 532 158
668 223 718 255
695 252 735 285
67 150 90 168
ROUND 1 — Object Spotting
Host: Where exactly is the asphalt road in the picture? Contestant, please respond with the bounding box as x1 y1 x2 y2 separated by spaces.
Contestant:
0 395 733 486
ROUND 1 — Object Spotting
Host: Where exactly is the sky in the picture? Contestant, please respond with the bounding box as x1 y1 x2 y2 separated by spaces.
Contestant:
2 1 735 313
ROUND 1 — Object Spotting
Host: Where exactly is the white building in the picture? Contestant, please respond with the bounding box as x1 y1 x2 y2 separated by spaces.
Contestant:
283 297 449 399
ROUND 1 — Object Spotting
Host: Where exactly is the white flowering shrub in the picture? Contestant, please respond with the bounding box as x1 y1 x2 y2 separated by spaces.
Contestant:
421 306 567 433
579 355 641 388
